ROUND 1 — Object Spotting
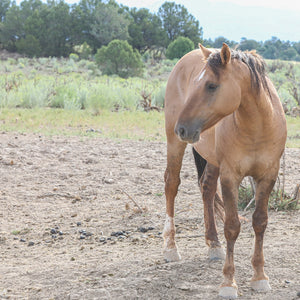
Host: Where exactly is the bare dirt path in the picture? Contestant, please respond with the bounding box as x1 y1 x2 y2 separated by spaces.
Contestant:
0 133 299 299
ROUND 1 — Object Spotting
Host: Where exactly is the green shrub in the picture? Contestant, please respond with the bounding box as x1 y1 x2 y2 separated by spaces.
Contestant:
74 42 92 60
69 53 79 61
166 36 194 60
95 39 144 78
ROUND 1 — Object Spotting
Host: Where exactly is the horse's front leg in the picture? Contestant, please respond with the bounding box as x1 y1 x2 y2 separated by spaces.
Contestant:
219 175 241 299
163 139 186 262
200 163 225 260
250 171 278 292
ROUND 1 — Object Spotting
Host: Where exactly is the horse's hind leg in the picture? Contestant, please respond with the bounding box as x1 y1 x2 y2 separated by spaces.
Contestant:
193 148 225 260
200 163 225 260
163 138 186 262
250 171 278 292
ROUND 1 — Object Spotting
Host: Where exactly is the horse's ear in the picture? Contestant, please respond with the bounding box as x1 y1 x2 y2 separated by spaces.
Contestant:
199 43 212 59
220 43 231 65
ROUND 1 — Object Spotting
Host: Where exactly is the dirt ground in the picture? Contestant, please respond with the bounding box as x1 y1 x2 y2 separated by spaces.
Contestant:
0 132 299 300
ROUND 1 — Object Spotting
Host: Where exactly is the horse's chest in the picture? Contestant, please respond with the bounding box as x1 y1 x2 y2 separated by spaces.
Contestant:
228 149 276 178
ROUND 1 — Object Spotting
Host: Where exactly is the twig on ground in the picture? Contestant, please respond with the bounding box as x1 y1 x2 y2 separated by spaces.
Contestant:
121 189 143 213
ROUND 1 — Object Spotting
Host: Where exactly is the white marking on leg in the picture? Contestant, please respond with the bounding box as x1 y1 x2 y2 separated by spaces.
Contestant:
163 214 181 261
163 214 173 244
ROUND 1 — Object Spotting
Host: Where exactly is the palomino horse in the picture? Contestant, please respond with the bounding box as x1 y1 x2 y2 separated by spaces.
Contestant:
163 43 287 298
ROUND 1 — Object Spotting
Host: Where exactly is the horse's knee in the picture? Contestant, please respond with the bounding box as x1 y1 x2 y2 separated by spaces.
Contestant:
224 217 240 241
252 210 268 234
202 174 217 196
164 168 181 188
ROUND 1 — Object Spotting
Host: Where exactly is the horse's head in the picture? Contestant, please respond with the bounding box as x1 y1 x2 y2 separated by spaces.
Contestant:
175 43 243 143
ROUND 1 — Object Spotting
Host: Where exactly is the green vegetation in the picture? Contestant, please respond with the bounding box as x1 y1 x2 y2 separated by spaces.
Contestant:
166 36 194 60
0 108 298 146
238 184 299 211
0 0 202 58
95 40 144 78
1 0 299 62
0 57 167 111
0 56 299 147
0 108 165 140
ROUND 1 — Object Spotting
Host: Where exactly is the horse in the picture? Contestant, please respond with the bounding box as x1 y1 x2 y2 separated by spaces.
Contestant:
162 43 287 298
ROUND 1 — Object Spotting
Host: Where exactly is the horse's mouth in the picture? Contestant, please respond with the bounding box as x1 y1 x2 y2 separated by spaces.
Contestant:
192 130 201 143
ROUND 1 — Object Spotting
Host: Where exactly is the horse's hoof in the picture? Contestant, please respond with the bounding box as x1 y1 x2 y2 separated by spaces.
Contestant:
251 280 271 292
163 248 181 262
208 246 226 260
219 286 238 299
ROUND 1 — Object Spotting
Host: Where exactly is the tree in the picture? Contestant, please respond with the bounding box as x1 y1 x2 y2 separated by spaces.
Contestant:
165 36 194 59
260 37 282 59
0 4 22 51
95 39 144 78
91 2 129 50
212 36 237 49
239 38 261 51
16 34 41 57
0 0 11 22
158 2 202 47
41 1 72 57
128 8 167 53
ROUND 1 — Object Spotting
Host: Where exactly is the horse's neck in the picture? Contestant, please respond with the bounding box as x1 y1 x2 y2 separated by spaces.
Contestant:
235 90 273 135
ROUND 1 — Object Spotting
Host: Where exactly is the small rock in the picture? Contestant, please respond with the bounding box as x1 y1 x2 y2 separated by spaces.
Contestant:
70 257 75 261
50 228 57 234
20 239 26 242
177 284 190 291
120 171 129 176
52 235 57 239
104 178 114 184
148 226 155 231
285 280 291 284
99 237 106 242
76 222 82 226
139 163 151 169
58 231 63 236
138 227 148 233
85 232 93 237
79 235 86 240
297 291 300 297
131 237 140 243
111 231 125 237
28 241 34 247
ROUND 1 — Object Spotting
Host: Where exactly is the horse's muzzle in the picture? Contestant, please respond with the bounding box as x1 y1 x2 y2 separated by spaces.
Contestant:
175 122 201 143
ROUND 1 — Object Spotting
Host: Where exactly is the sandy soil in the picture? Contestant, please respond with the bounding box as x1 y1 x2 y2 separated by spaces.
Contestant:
0 132 299 300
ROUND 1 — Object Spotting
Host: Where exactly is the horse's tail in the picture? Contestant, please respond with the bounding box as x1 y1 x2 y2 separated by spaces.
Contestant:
192 147 225 223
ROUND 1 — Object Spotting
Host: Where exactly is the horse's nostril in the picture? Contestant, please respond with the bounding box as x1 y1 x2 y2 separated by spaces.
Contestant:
176 125 187 139
179 127 185 137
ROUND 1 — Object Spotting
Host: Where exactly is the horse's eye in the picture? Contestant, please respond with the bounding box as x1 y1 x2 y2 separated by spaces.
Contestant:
206 83 219 92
